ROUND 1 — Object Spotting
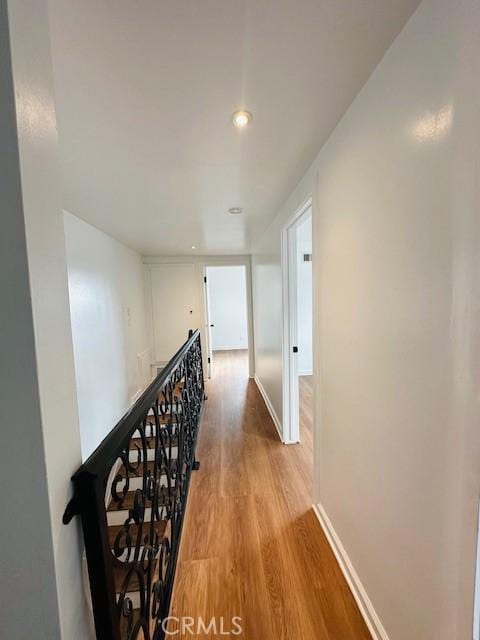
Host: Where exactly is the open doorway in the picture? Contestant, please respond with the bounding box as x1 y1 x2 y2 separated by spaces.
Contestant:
282 198 313 446
203 265 249 379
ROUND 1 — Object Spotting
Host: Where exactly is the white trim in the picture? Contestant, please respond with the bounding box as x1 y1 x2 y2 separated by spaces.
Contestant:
298 369 313 377
254 375 284 443
212 346 249 351
202 265 213 378
130 388 142 404
281 227 291 441
105 458 122 509
312 172 322 502
312 503 390 640
143 254 251 265
287 220 300 440
281 196 313 444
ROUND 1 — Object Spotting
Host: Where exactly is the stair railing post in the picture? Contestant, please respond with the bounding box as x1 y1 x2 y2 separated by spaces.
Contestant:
76 471 120 640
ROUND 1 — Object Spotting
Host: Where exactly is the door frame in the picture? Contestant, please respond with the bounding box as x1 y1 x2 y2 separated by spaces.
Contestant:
203 272 214 379
281 196 313 444
144 255 254 380
201 257 255 379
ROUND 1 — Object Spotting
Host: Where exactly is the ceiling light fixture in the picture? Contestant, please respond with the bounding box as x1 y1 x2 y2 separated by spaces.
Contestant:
191 245 196 250
232 110 252 129
229 207 243 215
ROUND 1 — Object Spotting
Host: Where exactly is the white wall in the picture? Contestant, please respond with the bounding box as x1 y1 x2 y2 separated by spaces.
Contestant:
2 1 91 637
251 248 284 420
144 255 255 377
295 215 313 375
252 0 480 638
64 212 149 460
148 262 203 364
207 266 248 350
1 3 63 636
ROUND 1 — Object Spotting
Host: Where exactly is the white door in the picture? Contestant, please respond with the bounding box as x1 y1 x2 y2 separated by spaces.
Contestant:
203 269 214 378
150 264 201 362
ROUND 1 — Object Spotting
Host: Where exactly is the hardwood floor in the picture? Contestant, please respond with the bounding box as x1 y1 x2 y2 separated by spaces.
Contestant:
299 374 313 458
169 350 371 639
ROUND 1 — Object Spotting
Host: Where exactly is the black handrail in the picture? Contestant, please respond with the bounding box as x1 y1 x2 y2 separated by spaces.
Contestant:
63 329 205 640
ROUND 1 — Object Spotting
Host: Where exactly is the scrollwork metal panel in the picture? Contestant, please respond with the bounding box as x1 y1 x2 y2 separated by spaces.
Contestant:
64 330 205 640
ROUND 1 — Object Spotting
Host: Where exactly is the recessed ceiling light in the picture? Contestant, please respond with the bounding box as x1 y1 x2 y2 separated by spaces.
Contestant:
229 207 243 214
232 110 252 129
191 245 196 249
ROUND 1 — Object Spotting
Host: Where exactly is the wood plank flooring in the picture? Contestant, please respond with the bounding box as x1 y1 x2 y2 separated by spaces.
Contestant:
299 374 313 458
168 350 371 639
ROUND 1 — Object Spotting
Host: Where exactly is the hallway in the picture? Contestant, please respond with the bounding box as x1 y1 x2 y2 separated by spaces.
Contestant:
169 350 371 639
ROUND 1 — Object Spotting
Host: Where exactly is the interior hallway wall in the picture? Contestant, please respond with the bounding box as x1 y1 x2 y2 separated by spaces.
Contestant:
2 1 91 637
252 0 480 637
64 212 150 460
144 255 255 378
207 266 248 351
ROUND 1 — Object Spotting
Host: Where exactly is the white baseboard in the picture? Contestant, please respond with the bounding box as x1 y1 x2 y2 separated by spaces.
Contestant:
312 503 389 640
212 346 248 351
130 388 142 404
254 375 283 442
298 369 313 377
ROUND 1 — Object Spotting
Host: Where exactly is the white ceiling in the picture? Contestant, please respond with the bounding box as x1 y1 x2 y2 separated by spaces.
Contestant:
48 0 419 256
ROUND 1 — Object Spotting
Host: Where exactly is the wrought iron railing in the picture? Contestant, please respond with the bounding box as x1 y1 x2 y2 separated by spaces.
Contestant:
63 329 205 640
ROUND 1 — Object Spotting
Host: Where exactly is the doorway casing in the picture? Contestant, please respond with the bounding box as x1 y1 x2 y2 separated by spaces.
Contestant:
144 255 255 380
281 196 313 444
201 257 255 379
202 260 253 378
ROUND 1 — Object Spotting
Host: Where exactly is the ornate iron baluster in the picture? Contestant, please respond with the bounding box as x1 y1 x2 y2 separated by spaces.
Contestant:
63 330 205 640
